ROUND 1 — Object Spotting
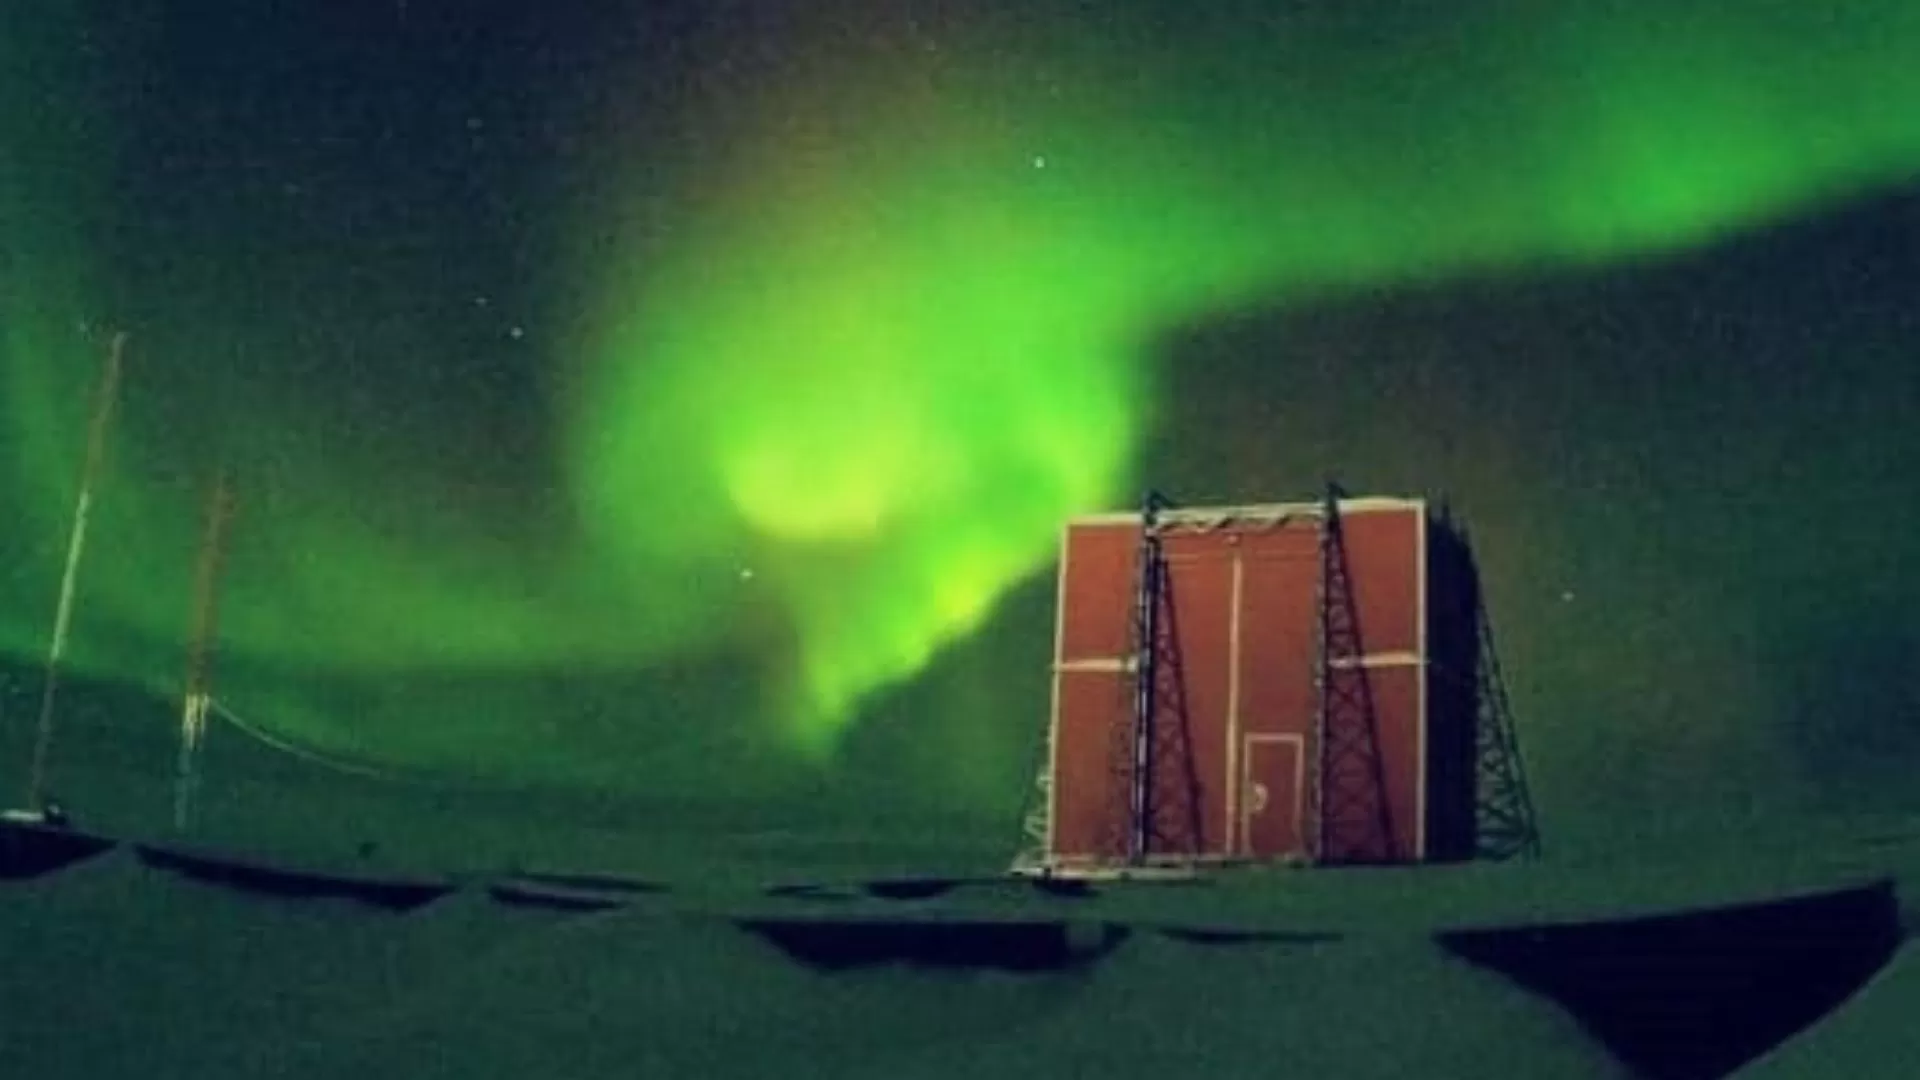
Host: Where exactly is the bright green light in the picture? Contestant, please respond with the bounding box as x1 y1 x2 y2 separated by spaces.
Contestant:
5 5 1920 770
573 115 1146 737
571 6 1920 746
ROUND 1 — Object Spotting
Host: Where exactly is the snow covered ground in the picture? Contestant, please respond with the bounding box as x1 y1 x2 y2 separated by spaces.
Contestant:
1 815 1912 1079
3 671 1914 1078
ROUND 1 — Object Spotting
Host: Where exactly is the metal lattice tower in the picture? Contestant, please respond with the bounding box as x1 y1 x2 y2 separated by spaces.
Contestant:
1095 492 1202 865
1012 734 1054 873
1311 487 1398 864
1136 507 1203 862
1472 615 1541 859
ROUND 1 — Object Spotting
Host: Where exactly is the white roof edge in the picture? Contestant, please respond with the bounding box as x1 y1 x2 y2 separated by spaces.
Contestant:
1067 496 1426 527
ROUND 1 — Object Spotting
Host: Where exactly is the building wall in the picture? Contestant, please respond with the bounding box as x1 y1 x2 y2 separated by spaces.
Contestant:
1424 514 1484 862
1046 499 1436 866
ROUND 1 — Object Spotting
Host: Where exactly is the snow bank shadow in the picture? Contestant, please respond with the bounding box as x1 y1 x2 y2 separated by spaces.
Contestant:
1440 880 1903 1079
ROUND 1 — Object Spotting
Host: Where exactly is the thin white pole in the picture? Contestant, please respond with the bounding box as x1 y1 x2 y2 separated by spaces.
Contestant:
24 330 125 811
174 470 234 832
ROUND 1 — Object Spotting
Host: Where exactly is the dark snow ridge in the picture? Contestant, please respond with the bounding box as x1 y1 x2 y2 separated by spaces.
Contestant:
1442 881 1903 1080
133 843 454 910
0 819 113 878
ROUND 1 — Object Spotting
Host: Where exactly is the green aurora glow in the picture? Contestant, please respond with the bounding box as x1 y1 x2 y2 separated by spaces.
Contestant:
4 2 1920 770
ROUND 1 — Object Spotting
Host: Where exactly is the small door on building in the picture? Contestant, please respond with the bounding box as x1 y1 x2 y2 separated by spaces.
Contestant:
1241 734 1305 859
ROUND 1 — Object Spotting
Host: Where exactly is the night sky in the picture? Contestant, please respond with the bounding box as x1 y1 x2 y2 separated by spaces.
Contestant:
4 1 1918 855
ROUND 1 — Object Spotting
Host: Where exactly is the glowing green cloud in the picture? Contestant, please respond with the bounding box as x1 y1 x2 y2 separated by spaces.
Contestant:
571 101 1148 742
571 3 1920 745
5 3 1920 768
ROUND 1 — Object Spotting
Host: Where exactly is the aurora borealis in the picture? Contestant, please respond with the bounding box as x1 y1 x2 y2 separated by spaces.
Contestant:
3 2 1919 838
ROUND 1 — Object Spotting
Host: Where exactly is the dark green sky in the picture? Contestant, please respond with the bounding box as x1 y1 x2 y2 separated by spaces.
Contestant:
3 1 1917 853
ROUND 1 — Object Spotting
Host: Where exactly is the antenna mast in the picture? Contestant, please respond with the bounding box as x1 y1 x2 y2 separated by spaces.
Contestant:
174 469 235 831
22 329 125 812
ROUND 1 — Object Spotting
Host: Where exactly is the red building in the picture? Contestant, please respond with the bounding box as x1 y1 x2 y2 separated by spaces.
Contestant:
1018 493 1504 875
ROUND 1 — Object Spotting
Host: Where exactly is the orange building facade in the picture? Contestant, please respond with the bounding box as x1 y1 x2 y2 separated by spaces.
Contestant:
1028 496 1482 874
